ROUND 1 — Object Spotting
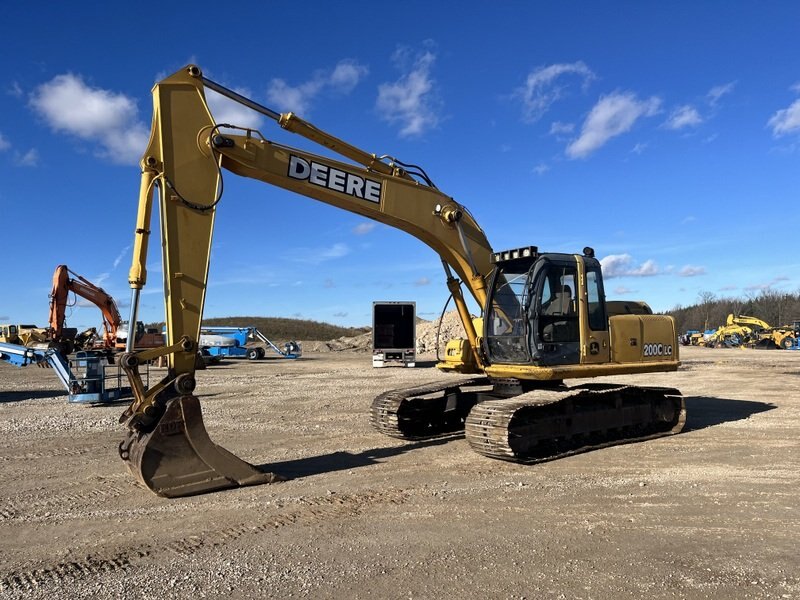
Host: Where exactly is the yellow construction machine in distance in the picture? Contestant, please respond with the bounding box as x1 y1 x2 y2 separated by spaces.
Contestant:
707 314 798 349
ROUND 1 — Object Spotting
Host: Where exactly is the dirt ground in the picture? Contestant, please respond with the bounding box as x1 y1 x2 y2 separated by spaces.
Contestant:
0 346 798 599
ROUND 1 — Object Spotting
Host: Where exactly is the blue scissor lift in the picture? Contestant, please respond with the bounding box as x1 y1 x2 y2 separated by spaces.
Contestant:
0 342 147 404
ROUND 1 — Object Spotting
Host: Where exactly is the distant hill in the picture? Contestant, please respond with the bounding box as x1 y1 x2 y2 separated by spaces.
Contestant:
147 316 370 341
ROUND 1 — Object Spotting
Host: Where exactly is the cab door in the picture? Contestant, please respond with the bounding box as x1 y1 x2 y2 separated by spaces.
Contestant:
528 258 580 366
578 258 611 365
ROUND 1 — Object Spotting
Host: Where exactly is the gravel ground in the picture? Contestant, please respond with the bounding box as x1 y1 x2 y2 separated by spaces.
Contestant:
0 346 798 599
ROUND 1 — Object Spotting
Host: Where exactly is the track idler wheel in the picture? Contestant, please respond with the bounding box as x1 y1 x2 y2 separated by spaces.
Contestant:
119 394 282 498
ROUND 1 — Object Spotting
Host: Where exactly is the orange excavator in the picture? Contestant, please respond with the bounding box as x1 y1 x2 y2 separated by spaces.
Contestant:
49 265 121 352
48 265 163 353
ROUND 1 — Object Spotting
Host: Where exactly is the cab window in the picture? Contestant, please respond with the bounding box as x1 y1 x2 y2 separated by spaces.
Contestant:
586 268 607 331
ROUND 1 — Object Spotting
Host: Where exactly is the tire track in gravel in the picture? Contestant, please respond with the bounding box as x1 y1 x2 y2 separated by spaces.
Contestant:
0 488 408 593
0 482 128 521
0 550 150 594
165 489 408 557
0 447 94 462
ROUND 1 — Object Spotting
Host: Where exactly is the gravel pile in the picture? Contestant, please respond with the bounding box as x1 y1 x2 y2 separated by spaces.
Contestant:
301 310 471 354
414 310 468 354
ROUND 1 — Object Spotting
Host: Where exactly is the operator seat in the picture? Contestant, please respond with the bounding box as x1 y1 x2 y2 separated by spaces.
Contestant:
541 285 578 342
543 285 574 316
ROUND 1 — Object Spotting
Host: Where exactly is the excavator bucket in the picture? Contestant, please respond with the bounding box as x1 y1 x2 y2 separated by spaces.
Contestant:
120 395 282 498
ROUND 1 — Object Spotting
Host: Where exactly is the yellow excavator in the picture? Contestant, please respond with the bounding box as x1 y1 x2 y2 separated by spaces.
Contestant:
721 314 798 350
118 65 685 497
704 314 762 348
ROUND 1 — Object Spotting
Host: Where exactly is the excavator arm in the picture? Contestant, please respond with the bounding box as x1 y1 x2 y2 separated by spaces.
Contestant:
49 265 123 350
726 314 770 330
120 65 494 497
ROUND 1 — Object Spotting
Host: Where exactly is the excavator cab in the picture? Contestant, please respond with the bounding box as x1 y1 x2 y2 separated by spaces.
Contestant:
0 324 19 344
484 249 604 367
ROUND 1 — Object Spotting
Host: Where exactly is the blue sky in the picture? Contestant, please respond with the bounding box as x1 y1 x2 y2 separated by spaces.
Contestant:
1 2 798 329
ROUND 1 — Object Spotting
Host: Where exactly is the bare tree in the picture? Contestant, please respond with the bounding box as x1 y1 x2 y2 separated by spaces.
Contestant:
697 291 716 330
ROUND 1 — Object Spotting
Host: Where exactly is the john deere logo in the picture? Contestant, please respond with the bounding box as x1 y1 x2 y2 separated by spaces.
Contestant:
288 155 381 203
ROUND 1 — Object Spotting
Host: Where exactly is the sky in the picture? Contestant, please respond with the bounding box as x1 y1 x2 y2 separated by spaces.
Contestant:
1 2 798 330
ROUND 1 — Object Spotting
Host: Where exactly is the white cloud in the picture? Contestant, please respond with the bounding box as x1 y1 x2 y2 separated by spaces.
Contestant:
678 265 706 277
8 82 23 98
549 121 575 136
600 253 659 278
631 142 648 155
665 105 703 130
266 59 368 116
30 74 135 136
29 73 147 164
112 244 132 270
533 163 550 175
329 60 369 93
707 81 736 106
516 62 595 123
745 275 790 291
333 311 348 318
768 98 800 137
0 132 10 151
291 242 350 265
414 277 431 287
567 92 661 159
267 78 323 116
14 148 38 167
102 125 150 161
613 286 635 295
353 222 376 235
206 87 264 130
376 49 440 137
321 243 349 259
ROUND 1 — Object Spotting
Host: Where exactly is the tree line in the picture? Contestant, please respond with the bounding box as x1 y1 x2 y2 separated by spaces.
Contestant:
666 290 800 334
146 316 369 341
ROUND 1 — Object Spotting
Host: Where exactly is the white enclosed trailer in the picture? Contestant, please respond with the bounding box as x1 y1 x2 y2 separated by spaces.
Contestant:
372 301 416 367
